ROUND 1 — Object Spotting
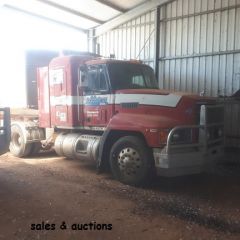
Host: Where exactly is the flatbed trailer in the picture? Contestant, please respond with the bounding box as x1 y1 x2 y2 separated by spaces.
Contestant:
0 108 10 155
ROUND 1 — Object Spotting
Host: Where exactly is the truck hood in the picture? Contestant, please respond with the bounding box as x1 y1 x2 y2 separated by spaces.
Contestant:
114 89 216 108
115 89 215 100
111 88 217 131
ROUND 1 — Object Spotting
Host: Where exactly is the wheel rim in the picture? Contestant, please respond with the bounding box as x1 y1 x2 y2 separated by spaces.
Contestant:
117 147 142 177
12 132 22 147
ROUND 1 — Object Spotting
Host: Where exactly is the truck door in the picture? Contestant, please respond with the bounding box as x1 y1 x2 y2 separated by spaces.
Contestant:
49 68 68 127
81 64 113 128
37 67 50 128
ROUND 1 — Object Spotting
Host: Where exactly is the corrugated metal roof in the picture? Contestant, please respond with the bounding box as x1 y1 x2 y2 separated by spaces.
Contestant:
1 0 152 31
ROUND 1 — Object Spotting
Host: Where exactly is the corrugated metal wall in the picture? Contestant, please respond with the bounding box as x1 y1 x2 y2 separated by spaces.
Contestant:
94 0 240 148
158 0 240 149
95 0 240 97
158 0 240 96
223 99 240 148
96 10 156 69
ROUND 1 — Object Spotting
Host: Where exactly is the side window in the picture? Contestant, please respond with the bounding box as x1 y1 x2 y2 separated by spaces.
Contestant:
88 68 98 90
142 67 157 88
85 65 108 94
99 68 107 90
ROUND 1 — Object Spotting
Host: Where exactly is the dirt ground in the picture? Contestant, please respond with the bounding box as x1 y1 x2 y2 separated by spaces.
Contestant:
0 151 240 240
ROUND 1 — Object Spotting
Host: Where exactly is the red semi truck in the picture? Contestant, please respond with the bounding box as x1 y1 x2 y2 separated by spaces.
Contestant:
9 53 224 186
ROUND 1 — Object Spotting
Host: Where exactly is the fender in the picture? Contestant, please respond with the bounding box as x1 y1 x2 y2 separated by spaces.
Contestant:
97 128 111 170
11 121 45 144
97 112 182 170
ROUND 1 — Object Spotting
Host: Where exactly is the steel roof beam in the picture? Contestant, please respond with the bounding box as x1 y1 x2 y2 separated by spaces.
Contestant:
4 4 87 33
36 0 104 24
95 0 126 13
95 0 172 36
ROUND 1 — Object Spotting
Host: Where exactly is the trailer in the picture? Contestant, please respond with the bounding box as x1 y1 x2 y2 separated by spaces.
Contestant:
0 108 10 155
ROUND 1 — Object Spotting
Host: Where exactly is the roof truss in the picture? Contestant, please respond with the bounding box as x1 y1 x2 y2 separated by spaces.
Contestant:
36 0 104 24
95 0 126 13
4 3 87 32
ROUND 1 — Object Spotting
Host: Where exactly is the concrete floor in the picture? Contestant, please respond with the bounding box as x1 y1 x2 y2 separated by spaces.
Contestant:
0 151 239 240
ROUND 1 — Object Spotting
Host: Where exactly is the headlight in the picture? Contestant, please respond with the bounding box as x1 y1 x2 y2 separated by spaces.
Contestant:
159 128 193 145
172 133 180 141
171 129 192 144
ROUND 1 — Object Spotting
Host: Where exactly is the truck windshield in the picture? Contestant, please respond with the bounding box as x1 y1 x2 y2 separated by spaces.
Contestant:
107 62 158 90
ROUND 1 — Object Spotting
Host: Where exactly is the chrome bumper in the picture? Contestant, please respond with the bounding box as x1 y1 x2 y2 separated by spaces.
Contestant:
153 104 224 177
153 145 223 177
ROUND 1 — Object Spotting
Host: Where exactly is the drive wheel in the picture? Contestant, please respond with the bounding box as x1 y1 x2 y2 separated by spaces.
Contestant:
110 136 154 186
9 124 32 157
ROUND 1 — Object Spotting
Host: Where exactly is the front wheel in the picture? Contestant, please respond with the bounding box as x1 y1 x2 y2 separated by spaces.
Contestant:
110 136 154 186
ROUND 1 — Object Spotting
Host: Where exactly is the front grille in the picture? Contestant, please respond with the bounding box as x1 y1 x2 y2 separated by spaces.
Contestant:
200 104 224 146
121 102 139 109
170 129 192 144
206 105 224 125
200 104 224 125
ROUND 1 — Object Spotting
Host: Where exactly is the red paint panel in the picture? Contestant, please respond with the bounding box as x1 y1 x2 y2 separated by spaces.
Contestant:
48 55 99 128
37 67 51 128
54 105 68 125
50 105 83 127
83 104 113 127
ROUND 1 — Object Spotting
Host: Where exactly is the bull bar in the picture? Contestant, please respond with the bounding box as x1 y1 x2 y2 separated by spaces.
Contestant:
153 104 225 177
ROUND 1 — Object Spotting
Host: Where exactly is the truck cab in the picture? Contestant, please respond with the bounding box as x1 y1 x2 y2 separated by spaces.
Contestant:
10 54 224 186
79 59 159 129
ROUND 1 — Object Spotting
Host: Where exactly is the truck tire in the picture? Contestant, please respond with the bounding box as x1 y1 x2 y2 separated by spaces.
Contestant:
9 124 32 157
110 136 154 186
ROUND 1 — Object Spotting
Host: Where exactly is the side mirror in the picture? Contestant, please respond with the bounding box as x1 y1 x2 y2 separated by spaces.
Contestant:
79 65 88 87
